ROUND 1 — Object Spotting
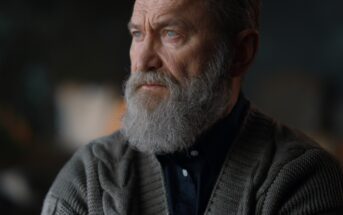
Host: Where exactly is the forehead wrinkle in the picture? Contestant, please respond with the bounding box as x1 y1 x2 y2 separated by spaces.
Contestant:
133 0 175 17
130 1 168 31
131 1 202 32
132 0 202 21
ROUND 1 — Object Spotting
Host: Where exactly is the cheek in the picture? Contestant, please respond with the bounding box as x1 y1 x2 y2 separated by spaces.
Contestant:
175 49 205 79
129 45 137 72
186 52 204 77
167 40 210 80
185 41 215 78
130 42 145 73
160 49 189 81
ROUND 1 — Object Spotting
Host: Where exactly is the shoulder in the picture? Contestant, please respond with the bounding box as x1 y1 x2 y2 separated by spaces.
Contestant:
249 109 343 214
54 131 133 183
245 107 335 168
42 131 135 214
267 116 339 181
89 131 134 164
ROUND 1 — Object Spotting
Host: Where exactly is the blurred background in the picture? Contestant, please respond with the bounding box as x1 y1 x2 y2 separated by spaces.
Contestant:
0 0 342 214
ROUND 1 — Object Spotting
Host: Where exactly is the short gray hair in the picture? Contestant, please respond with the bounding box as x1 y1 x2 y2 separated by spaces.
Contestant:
205 0 261 41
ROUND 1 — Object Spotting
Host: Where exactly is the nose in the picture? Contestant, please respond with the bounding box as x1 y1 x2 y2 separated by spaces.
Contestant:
135 37 162 72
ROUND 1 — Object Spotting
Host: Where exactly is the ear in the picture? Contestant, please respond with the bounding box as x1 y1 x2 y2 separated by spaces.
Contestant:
229 29 259 77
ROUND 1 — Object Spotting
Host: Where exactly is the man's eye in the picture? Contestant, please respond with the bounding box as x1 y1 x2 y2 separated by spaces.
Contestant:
162 30 182 45
131 31 143 39
166 30 178 38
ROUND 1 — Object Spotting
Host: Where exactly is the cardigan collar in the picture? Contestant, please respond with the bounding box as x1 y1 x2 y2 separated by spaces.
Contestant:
135 105 275 215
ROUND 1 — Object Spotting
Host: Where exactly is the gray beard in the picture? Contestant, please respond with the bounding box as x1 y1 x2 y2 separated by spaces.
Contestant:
121 44 232 154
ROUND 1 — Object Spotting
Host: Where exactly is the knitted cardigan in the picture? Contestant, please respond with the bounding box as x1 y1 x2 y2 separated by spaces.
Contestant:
42 107 343 215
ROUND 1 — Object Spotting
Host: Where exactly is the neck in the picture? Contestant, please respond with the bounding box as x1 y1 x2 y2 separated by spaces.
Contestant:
225 77 241 116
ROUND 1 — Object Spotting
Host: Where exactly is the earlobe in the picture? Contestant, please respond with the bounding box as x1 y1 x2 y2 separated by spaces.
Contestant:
230 29 259 77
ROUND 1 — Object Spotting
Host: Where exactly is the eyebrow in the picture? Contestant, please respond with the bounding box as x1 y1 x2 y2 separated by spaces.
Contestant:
128 19 196 32
127 22 139 31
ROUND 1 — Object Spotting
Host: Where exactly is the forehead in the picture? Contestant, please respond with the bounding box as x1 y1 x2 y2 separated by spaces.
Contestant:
131 0 207 23
134 0 191 11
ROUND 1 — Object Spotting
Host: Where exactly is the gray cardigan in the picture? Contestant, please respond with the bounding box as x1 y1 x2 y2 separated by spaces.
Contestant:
42 107 343 214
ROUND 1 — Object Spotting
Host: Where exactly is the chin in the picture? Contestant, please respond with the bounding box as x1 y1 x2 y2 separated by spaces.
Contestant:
138 86 169 103
134 91 168 111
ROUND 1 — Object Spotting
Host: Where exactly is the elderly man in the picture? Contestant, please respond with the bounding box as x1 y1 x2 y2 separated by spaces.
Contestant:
42 0 343 214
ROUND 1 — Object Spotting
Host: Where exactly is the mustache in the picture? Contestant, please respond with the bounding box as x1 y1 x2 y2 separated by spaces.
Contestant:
125 71 180 91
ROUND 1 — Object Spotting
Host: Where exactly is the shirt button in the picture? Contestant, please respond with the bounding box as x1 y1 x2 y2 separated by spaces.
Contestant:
182 169 188 177
190 150 199 157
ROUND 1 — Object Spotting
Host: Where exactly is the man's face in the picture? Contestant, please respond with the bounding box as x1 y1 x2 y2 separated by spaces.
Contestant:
129 0 217 103
122 0 233 154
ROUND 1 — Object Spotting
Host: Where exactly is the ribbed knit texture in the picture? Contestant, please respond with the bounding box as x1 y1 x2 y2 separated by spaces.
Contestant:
42 107 343 215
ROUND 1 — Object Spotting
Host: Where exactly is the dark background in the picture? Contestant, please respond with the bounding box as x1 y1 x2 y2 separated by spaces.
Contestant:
1 0 342 214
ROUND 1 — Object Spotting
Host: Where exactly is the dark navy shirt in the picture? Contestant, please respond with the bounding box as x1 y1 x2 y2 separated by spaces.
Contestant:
157 95 249 215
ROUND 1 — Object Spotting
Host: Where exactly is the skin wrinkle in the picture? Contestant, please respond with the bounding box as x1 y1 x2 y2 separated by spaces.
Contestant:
130 0 217 83
122 0 248 154
130 0 216 42
122 41 232 154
